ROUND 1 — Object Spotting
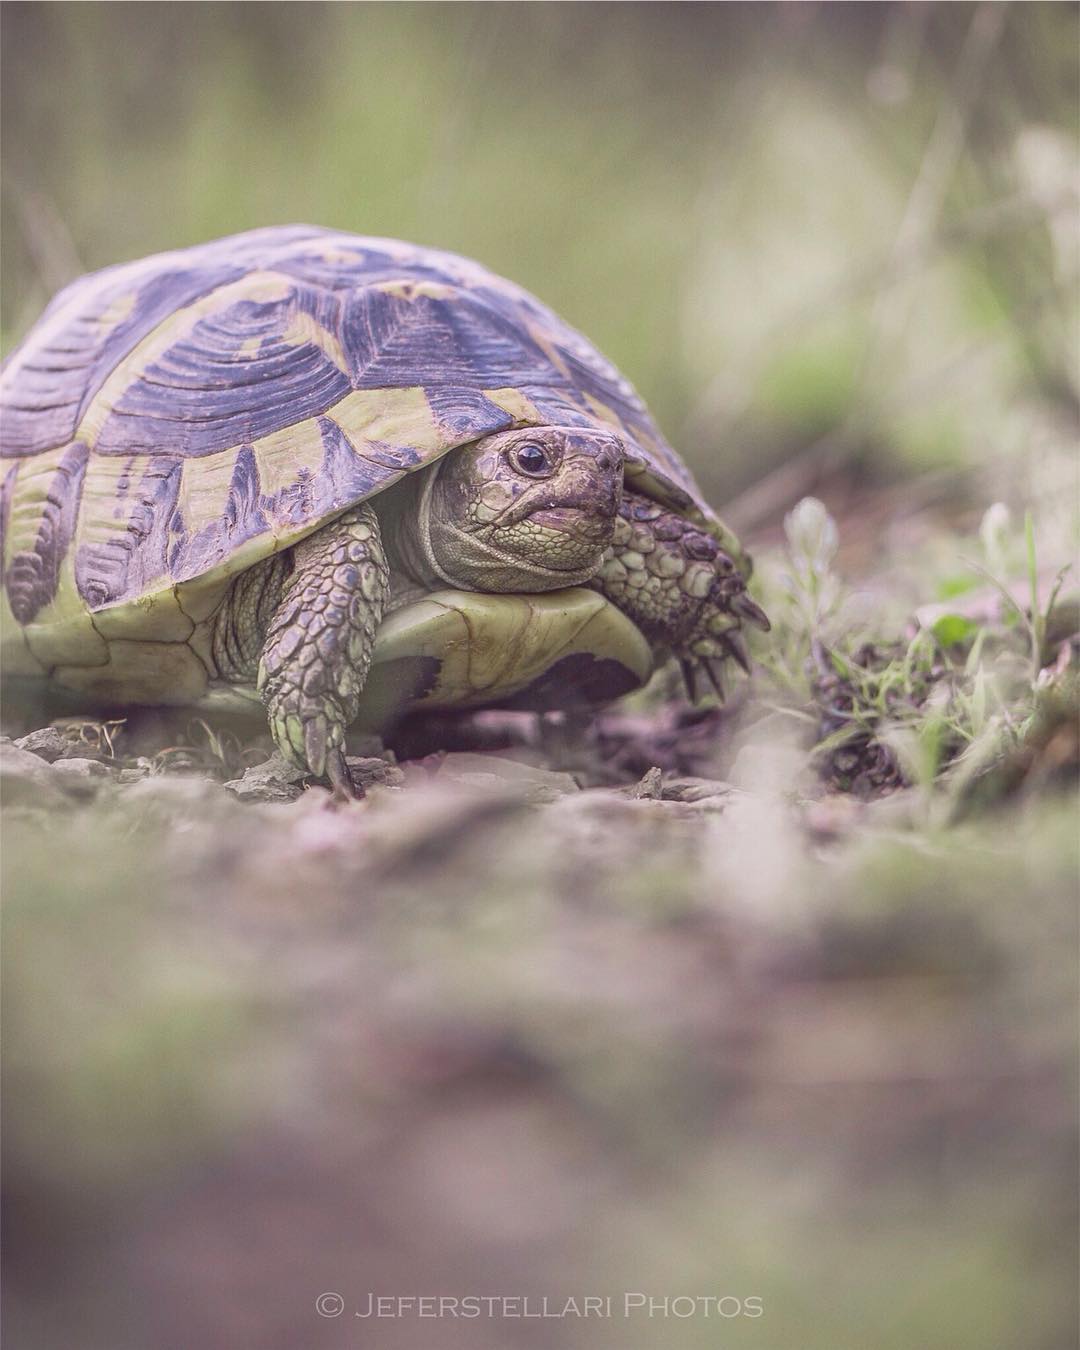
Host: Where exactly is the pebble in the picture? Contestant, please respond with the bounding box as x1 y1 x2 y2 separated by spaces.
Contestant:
50 757 114 798
660 776 733 803
225 754 309 803
345 756 405 792
14 727 68 763
630 766 664 799
0 743 69 809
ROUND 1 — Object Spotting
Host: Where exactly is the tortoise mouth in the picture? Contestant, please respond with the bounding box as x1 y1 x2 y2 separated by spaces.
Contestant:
524 505 614 541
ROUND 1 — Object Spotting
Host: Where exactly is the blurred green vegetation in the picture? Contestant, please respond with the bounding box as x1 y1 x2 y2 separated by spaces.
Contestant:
2 7 1077 1349
3 2 1077 507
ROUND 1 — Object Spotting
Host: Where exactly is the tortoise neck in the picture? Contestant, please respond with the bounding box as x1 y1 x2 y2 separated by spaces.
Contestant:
386 459 601 594
212 553 291 682
376 472 449 590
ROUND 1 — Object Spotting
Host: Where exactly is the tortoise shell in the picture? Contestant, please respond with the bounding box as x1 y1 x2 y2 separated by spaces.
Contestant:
1 225 741 685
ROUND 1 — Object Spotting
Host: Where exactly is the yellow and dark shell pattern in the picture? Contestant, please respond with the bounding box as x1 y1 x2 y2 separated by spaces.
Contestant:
0 225 731 682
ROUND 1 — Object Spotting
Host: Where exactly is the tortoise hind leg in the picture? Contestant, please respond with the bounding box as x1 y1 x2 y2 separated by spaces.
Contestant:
256 503 389 798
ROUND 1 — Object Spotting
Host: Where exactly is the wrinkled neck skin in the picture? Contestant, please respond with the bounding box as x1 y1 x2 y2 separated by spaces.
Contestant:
379 462 606 595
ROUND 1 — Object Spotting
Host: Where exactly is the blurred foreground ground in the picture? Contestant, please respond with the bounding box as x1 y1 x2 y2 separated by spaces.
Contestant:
3 482 1078 1350
2 3 1078 1347
2 741 1077 1350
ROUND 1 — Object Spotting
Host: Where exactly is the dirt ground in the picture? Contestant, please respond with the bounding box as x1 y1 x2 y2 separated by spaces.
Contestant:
3 508 1077 1350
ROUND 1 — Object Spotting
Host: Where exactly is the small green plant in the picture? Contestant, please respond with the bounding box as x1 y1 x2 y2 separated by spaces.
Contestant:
53 717 128 760
149 719 255 780
758 497 1077 812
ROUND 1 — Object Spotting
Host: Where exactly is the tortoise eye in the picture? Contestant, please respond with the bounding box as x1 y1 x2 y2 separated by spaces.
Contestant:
512 443 552 476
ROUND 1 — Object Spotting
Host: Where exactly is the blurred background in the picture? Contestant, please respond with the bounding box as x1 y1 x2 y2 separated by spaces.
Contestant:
3 2 1077 531
2 5 1077 1350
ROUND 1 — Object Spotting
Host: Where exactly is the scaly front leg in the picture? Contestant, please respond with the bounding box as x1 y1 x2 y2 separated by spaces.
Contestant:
591 492 769 701
257 503 389 797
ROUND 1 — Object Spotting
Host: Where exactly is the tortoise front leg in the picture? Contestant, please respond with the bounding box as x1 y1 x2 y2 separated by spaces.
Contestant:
257 503 389 797
591 491 769 701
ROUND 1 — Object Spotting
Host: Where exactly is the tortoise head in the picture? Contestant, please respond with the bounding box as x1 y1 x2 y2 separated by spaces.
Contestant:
418 426 625 591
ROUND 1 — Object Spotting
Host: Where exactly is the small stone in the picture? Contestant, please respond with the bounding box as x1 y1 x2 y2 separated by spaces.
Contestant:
50 757 114 798
0 744 69 809
224 753 309 803
14 727 68 763
660 776 733 804
620 550 645 570
345 756 405 791
117 764 152 785
630 766 664 799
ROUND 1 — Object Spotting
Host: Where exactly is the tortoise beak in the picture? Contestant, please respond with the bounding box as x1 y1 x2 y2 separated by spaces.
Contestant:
499 455 623 530
525 506 615 543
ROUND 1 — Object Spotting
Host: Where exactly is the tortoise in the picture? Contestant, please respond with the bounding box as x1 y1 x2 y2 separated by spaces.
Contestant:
0 225 768 794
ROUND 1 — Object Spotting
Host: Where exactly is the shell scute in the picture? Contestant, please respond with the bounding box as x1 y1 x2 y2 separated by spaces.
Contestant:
75 452 181 611
337 284 552 392
88 277 352 458
2 225 720 638
2 259 256 457
5 441 89 624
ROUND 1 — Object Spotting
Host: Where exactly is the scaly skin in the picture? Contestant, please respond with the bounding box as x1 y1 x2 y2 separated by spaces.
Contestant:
591 490 769 701
212 427 766 796
216 428 623 796
211 553 291 683
255 504 389 798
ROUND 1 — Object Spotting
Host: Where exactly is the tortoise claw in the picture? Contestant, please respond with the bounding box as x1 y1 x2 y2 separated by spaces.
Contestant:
702 657 727 702
731 594 771 632
723 630 751 674
326 749 364 803
680 656 727 704
680 658 707 704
